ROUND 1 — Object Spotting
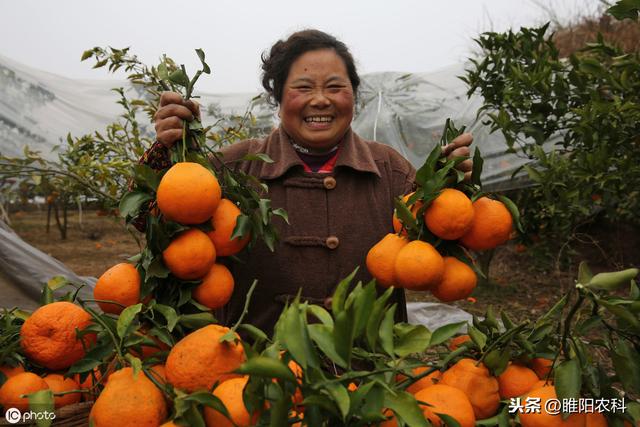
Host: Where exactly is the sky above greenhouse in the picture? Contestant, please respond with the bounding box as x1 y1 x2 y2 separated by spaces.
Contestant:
1 0 602 94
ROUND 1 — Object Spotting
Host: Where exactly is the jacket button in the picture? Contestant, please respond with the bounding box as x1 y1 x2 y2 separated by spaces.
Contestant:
325 236 340 249
323 176 337 190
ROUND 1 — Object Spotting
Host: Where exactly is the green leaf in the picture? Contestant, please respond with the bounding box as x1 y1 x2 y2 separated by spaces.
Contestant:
47 275 71 291
168 69 189 87
153 304 178 332
238 323 268 342
40 283 54 306
333 310 354 368
28 389 55 427
81 49 94 61
587 268 639 291
608 0 640 20
366 286 394 350
67 358 102 375
235 356 296 381
496 195 523 234
307 305 334 327
352 281 377 338
379 305 396 357
324 382 350 420
611 340 640 394
308 324 347 368
281 302 319 370
394 324 431 357
484 348 511 376
119 191 153 219
178 312 217 329
470 147 484 186
384 390 429 427
195 48 211 74
133 164 161 191
468 325 487 350
116 303 143 339
554 359 582 404
415 144 443 186
429 322 467 347
229 214 252 241
577 262 594 285
332 268 358 314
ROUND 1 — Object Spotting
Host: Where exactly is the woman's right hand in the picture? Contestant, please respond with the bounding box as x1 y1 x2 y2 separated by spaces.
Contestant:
154 92 201 148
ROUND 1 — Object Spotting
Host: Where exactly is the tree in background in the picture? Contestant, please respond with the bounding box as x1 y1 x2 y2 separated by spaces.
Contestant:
462 2 640 267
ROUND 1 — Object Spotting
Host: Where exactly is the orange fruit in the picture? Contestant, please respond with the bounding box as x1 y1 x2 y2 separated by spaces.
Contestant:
20 301 95 370
208 199 250 256
497 363 540 398
89 367 167 427
0 364 25 380
394 240 445 290
204 376 259 427
432 257 477 302
193 263 235 310
519 386 586 427
405 366 442 394
160 422 183 427
424 188 474 240
162 228 216 280
166 324 245 393
157 162 222 225
94 263 141 314
0 372 49 411
460 197 513 251
439 358 500 420
366 233 409 287
585 412 608 427
414 384 476 427
448 335 471 351
392 192 423 235
531 357 554 379
42 373 81 408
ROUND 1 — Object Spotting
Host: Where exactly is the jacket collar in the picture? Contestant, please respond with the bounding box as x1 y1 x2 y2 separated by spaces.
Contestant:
258 126 381 179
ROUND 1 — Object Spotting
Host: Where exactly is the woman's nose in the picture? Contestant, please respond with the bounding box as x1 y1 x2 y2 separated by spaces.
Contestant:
309 90 331 107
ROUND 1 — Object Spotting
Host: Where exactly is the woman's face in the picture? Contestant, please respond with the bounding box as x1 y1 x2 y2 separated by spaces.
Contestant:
279 49 354 152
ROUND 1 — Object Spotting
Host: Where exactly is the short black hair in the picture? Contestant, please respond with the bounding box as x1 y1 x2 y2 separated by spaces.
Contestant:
261 29 360 106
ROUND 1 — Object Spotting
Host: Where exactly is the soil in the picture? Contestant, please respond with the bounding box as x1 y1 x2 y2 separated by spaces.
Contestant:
3 209 638 324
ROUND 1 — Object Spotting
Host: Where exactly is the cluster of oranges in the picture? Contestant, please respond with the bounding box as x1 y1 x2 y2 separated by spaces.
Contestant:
94 161 250 315
382 340 612 427
367 188 514 302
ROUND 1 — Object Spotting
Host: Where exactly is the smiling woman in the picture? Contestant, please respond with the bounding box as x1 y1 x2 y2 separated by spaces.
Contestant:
142 29 473 334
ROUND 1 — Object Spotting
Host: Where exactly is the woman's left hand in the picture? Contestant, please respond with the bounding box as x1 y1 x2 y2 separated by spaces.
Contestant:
443 132 473 181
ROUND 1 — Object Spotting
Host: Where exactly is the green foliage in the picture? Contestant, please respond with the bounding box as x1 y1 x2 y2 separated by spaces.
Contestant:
463 15 640 260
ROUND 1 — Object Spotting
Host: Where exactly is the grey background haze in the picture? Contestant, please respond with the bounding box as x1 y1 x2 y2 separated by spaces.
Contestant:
1 0 600 93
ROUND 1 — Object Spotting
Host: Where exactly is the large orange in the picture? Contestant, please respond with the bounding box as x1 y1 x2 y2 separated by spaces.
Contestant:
405 366 442 394
0 372 49 412
204 376 259 427
162 228 216 280
156 162 221 225
20 301 95 370
460 197 513 251
393 240 444 290
414 384 476 427
497 363 539 398
192 263 235 310
366 233 409 287
207 199 250 256
392 192 423 235
94 263 141 314
89 367 167 427
432 257 477 302
439 358 500 420
424 188 474 240
42 373 81 408
519 386 586 427
165 324 245 393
